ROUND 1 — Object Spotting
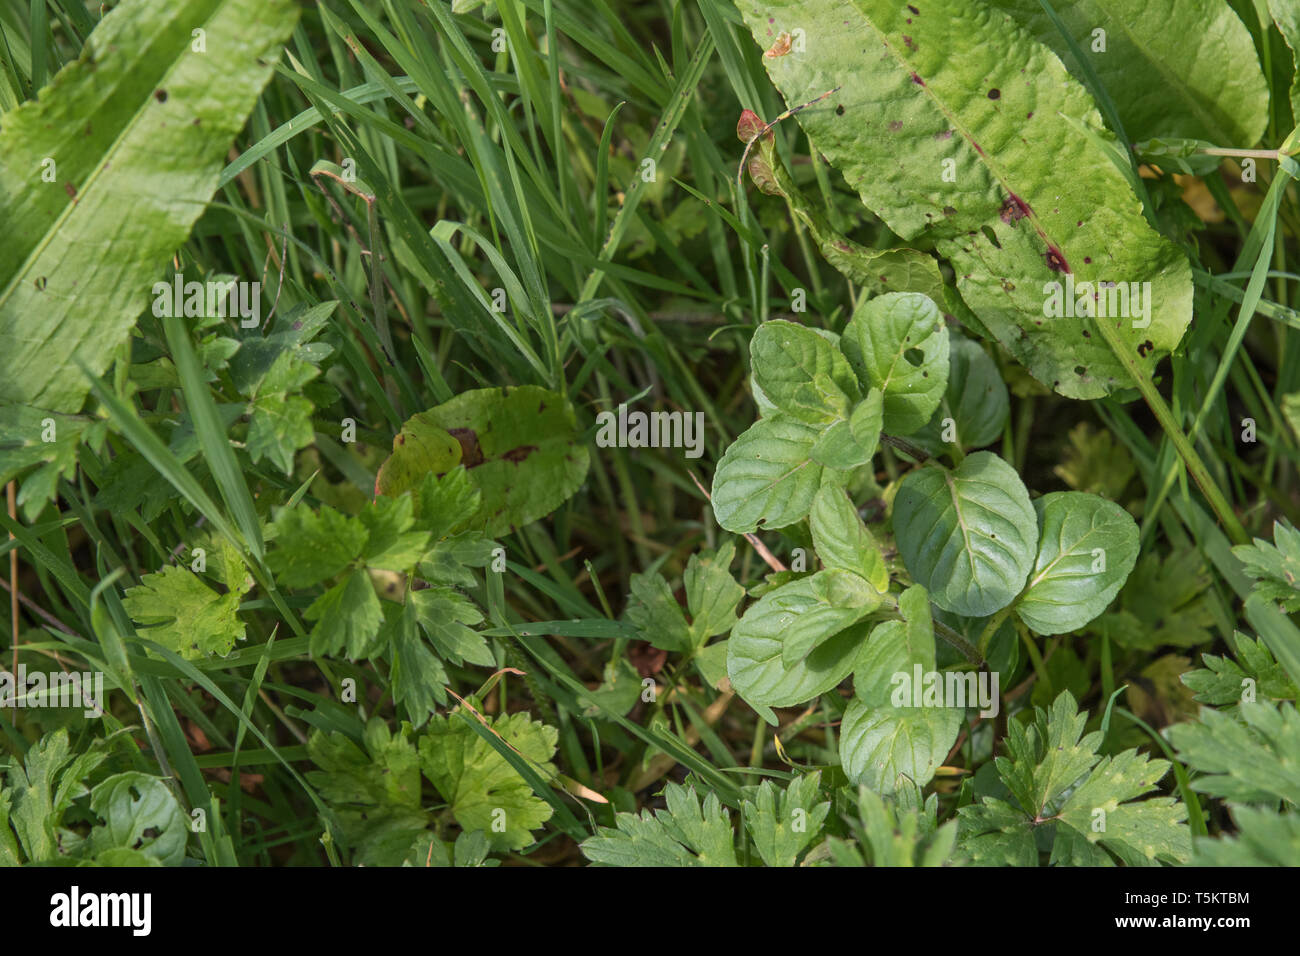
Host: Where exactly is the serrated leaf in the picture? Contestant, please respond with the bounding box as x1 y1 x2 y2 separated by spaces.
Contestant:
736 0 1194 399
381 600 448 727
1182 634 1299 705
625 571 692 652
1014 491 1139 635
410 587 492 666
0 0 299 414
684 539 746 644
5 729 108 863
1233 520 1300 612
959 691 1189 864
750 319 858 423
581 782 737 866
1169 700 1300 806
246 393 314 475
357 495 431 572
121 565 246 658
742 772 831 867
266 504 366 589
841 292 948 435
304 568 383 659
894 451 1037 617
1191 805 1300 865
711 414 826 532
419 712 558 853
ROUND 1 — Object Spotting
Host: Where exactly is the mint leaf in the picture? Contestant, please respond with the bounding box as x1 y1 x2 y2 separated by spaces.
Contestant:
894 451 1038 617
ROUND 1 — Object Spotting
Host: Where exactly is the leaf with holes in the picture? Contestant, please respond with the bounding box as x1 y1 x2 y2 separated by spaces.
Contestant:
841 292 949 435
736 0 1194 399
711 414 827 532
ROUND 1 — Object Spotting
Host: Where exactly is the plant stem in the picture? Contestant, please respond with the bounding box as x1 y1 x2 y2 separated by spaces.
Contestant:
1090 315 1249 545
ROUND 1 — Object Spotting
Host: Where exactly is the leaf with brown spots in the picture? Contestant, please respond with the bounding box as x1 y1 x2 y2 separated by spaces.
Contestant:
376 386 588 537
736 0 1194 399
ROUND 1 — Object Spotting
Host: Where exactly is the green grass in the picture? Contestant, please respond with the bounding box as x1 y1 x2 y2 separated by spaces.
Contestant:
2 0 1300 867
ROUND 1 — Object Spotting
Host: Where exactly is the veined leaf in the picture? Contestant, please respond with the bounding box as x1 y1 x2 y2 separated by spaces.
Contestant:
841 292 948 435
988 0 1269 146
737 0 1194 399
0 0 299 414
810 484 888 590
1014 491 1139 635
729 607 870 709
894 451 1038 617
711 414 826 532
910 333 1009 455
840 587 962 792
750 319 858 424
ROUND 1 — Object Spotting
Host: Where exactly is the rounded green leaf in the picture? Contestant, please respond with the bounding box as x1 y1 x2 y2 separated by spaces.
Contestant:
751 319 858 423
810 484 888 590
839 694 962 793
728 577 871 706
1014 491 1140 635
711 415 824 532
894 451 1037 617
911 334 1010 455
841 292 949 435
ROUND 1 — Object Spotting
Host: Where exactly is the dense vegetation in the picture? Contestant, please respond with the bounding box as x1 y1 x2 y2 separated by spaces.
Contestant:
1 0 1299 867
